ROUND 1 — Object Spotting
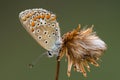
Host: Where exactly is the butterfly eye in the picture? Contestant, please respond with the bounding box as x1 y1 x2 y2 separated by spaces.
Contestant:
47 51 53 57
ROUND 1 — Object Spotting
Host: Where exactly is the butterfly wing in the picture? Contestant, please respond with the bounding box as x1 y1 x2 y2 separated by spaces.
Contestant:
19 8 61 51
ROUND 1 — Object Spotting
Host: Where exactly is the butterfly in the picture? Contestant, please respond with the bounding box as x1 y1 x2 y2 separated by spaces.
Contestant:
19 8 62 57
19 8 107 78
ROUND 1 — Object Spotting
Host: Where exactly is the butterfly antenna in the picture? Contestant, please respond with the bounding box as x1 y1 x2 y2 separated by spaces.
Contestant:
28 52 47 69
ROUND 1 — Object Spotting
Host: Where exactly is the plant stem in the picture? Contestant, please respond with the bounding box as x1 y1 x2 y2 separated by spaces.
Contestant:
55 58 60 80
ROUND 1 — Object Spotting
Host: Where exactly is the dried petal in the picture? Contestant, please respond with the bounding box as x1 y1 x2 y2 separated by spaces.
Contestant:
58 24 107 77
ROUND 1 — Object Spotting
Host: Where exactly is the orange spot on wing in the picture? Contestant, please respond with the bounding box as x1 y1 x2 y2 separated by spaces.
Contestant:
41 14 45 19
37 15 41 19
31 22 35 27
51 16 56 21
46 14 51 19
31 28 34 32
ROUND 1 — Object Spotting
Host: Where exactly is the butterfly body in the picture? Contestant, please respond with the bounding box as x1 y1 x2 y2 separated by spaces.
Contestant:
19 8 62 57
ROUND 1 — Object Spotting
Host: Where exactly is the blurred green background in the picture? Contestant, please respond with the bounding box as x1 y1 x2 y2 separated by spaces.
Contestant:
0 0 119 80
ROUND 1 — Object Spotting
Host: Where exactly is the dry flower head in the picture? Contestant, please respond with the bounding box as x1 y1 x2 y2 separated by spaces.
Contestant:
58 24 107 77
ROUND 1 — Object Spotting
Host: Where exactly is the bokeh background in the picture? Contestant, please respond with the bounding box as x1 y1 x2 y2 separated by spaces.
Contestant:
0 0 119 80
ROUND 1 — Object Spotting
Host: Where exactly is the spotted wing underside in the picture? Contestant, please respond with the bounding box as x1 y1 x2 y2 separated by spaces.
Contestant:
19 8 61 51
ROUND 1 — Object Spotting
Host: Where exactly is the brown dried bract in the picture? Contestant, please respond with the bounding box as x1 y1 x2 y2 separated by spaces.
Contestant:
58 24 107 77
